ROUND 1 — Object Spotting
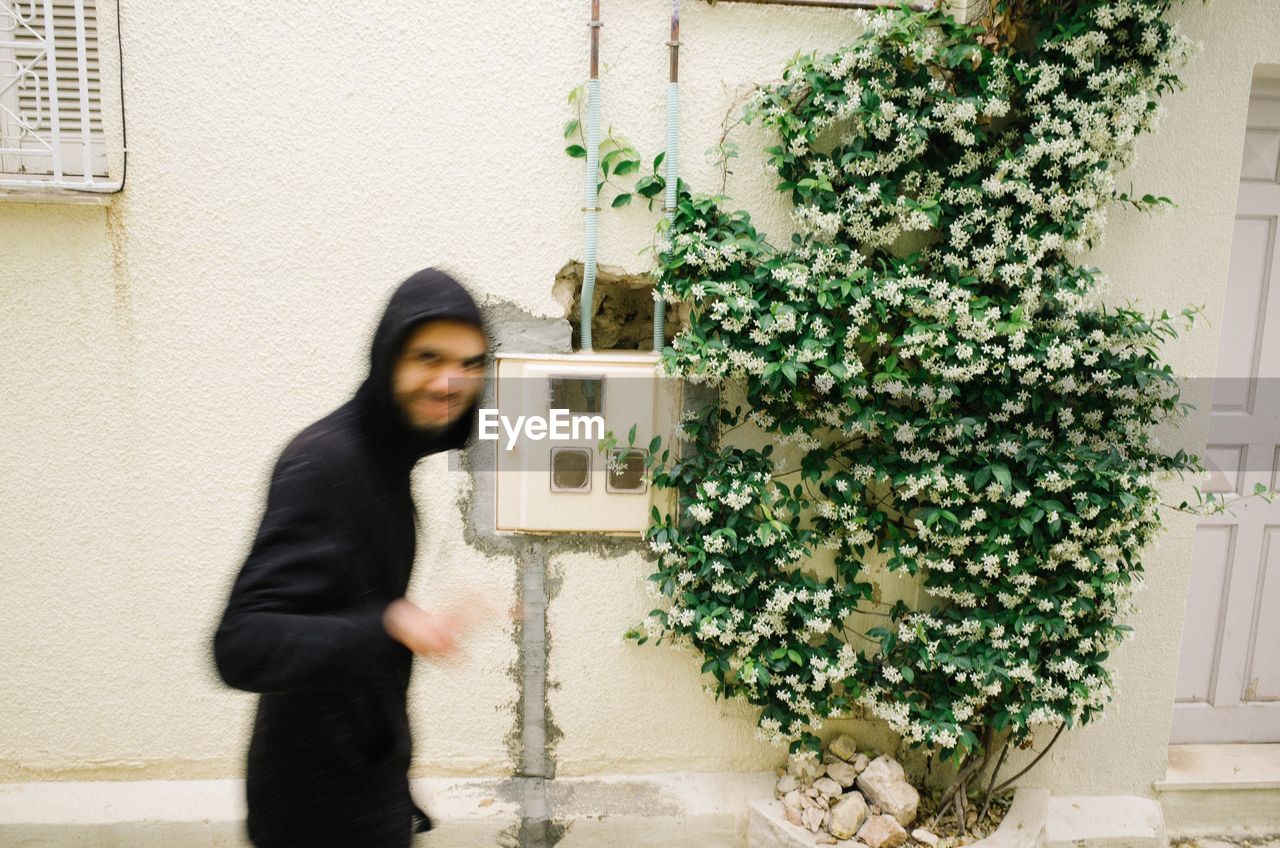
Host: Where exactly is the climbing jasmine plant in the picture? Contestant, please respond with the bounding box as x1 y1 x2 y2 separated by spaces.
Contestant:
616 0 1248 798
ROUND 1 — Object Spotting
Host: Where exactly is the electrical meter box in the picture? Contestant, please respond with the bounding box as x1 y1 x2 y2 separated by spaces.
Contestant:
492 350 681 535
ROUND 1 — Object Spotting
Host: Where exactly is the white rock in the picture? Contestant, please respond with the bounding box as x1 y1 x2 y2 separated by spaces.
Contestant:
784 806 803 827
789 751 826 782
829 791 870 840
802 804 826 832
828 734 860 762
783 789 803 811
857 814 909 848
817 835 838 845
856 756 919 827
827 760 859 788
860 755 906 782
815 777 844 798
776 773 799 796
912 827 940 847
852 753 871 773
806 794 832 813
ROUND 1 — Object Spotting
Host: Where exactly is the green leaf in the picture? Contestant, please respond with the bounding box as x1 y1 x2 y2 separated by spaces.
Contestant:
612 192 633 208
601 147 625 170
991 463 1012 492
614 159 641 176
563 119 580 138
635 175 665 198
566 144 587 158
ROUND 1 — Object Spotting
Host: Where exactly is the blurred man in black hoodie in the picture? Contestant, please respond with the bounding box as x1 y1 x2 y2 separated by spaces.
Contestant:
214 267 490 847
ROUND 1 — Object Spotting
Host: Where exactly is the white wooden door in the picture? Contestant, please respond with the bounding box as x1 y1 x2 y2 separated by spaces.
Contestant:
1171 84 1280 744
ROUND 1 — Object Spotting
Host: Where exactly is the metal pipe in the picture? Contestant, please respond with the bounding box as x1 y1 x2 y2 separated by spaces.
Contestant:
589 0 600 78
710 0 935 10
580 0 602 351
668 1 679 82
653 0 679 353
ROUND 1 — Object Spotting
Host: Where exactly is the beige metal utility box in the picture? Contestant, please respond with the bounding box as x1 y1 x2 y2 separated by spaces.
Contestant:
491 351 681 535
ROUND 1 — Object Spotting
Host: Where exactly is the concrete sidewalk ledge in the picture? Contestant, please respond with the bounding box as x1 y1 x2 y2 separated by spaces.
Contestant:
0 778 1178 848
0 778 249 848
546 771 776 847
1044 796 1167 848
0 777 517 847
0 771 777 848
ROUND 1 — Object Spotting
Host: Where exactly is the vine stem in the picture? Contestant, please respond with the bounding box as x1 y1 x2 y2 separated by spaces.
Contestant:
1159 490 1275 517
713 86 751 194
931 726 994 831
978 733 1011 822
839 624 879 646
991 723 1065 796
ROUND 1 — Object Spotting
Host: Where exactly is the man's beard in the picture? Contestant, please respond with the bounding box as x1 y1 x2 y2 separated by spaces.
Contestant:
395 396 458 437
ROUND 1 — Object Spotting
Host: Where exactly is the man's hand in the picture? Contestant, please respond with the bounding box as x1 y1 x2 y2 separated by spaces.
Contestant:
382 599 462 659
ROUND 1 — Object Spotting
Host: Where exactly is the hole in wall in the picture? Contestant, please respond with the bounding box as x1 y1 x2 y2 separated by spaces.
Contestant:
553 261 687 351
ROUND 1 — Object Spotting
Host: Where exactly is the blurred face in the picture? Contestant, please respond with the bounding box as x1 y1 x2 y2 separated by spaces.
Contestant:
392 320 488 433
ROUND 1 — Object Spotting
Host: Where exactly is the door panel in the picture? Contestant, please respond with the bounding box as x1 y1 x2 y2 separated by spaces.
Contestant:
1174 526 1233 704
1172 89 1280 744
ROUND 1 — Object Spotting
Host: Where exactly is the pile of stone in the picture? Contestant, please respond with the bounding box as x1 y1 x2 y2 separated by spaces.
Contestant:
775 735 938 848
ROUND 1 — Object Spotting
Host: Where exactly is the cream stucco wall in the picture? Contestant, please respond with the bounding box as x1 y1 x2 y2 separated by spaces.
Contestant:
1 0 1277 801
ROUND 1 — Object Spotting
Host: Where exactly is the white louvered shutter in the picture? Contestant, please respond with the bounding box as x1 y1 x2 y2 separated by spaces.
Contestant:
1 0 107 181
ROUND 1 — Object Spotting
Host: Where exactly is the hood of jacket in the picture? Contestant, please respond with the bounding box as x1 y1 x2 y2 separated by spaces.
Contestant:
353 267 487 467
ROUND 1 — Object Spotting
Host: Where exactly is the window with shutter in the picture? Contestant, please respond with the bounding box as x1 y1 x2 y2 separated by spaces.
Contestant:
1 0 119 193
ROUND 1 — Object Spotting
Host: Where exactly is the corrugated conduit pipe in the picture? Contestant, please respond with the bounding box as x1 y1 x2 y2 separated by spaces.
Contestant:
654 81 679 352
653 1 680 353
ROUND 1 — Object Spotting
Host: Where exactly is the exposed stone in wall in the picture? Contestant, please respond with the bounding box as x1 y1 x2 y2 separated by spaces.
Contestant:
553 261 686 351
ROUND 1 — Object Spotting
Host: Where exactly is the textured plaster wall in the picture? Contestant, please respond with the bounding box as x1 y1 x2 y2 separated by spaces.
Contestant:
0 0 1276 798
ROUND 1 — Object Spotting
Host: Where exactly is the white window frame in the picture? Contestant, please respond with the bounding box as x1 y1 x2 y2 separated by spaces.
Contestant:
0 0 123 203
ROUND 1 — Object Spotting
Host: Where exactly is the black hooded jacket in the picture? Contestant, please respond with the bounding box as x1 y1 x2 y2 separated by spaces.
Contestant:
213 268 486 848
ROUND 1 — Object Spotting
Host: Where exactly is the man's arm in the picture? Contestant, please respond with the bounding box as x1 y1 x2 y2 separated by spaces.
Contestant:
213 451 404 694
